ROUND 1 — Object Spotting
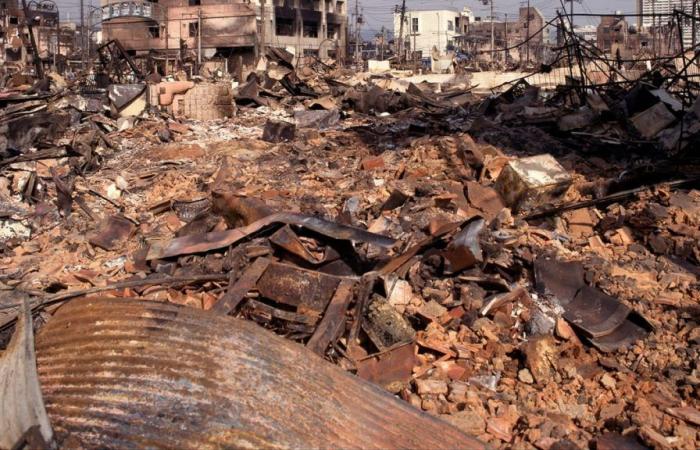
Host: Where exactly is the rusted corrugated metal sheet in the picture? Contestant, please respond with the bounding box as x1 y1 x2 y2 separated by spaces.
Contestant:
35 297 486 449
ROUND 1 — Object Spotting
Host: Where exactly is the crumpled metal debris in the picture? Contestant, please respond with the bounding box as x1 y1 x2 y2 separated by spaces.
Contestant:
0 298 53 448
147 212 396 260
534 257 653 352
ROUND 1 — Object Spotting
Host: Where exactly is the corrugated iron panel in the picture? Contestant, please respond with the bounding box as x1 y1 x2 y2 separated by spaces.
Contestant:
35 297 485 449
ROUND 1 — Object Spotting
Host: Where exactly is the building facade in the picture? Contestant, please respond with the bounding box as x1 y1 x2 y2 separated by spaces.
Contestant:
392 7 474 60
99 0 257 60
99 0 346 68
457 6 545 65
638 0 697 49
597 13 652 59
516 6 545 64
573 24 597 43
255 0 347 60
0 0 69 69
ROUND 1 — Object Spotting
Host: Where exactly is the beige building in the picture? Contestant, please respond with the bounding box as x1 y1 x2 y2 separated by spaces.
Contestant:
99 0 347 71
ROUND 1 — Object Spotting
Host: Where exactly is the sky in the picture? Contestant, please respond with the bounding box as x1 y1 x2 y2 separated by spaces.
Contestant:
54 0 637 34
358 0 637 37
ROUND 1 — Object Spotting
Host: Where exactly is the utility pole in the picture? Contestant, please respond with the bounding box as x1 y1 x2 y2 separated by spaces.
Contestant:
693 0 697 50
525 0 530 64
165 8 169 75
260 0 266 55
437 12 441 54
354 0 359 65
397 0 406 64
197 8 202 66
568 0 574 27
652 0 657 58
80 0 85 70
504 13 508 64
380 26 385 59
21 0 43 77
489 0 495 62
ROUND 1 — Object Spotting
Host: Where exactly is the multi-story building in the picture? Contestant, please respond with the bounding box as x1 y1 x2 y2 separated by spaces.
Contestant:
0 0 62 68
99 0 347 70
99 0 257 61
457 6 545 64
256 0 347 60
392 7 474 60
516 6 545 64
597 13 652 59
573 24 597 43
638 0 698 49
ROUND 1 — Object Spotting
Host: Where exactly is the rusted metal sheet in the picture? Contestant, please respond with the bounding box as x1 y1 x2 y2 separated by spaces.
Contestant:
306 279 355 355
0 298 53 448
356 342 417 392
534 257 652 352
88 215 135 251
35 297 485 449
595 432 648 450
211 257 271 314
534 257 585 305
257 262 341 313
270 224 328 265
443 217 485 273
564 286 631 338
589 314 652 353
378 221 464 275
147 212 396 260
211 192 275 227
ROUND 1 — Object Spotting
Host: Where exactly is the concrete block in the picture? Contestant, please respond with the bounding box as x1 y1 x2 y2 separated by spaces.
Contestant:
495 154 572 212
630 102 676 139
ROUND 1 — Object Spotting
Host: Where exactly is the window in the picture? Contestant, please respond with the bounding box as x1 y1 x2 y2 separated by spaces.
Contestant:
412 17 418 32
188 0 200 5
189 22 199 38
148 25 160 38
303 22 318 38
276 17 295 36
9 16 18 24
327 22 338 39
447 20 453 31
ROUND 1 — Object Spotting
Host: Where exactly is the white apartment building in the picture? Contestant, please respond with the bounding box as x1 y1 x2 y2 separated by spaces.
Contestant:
392 7 474 59
638 0 697 48
574 25 597 43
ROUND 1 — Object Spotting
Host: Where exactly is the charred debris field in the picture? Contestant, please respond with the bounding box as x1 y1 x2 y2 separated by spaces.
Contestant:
0 47 699 450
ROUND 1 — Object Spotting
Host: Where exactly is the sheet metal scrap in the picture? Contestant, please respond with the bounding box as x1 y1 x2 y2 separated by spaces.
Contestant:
443 216 486 273
0 298 53 449
211 192 274 227
212 257 271 315
534 257 652 352
146 212 396 260
88 215 135 251
307 279 356 355
35 297 485 449
356 342 417 393
270 224 331 265
257 262 343 314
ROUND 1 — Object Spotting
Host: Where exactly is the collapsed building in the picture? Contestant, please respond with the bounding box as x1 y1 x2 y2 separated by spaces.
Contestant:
99 0 347 75
0 0 71 70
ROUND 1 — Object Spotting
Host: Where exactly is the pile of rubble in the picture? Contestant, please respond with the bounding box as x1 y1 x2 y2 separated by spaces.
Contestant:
0 47 698 449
